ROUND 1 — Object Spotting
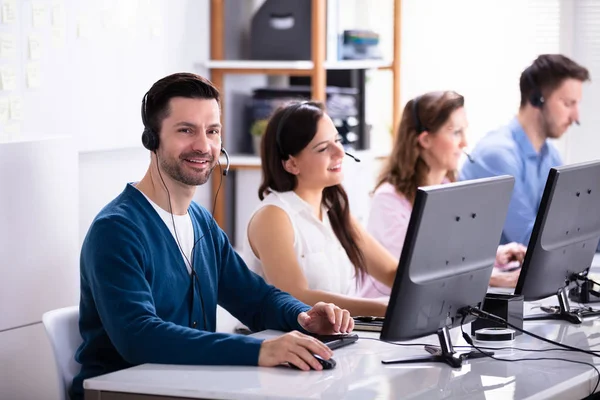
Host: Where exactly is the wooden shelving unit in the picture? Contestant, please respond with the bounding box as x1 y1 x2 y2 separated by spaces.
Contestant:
205 59 394 71
208 0 402 229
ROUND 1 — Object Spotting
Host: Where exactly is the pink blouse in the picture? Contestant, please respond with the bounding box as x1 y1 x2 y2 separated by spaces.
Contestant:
360 179 515 298
359 182 412 298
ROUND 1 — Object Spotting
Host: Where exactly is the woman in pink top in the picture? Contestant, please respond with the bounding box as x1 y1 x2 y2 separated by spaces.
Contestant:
362 91 526 298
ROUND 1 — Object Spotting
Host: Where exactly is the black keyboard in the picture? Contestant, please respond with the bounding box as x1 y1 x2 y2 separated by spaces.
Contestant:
353 316 384 332
309 333 359 350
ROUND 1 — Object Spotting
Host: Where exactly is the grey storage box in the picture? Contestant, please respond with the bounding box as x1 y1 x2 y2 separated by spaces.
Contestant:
250 0 312 60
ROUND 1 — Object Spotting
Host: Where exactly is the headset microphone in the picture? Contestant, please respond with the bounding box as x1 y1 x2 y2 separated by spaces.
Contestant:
574 120 580 126
220 148 230 176
463 150 475 164
345 152 361 162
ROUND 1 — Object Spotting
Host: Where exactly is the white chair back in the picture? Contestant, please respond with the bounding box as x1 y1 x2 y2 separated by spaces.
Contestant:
42 306 81 400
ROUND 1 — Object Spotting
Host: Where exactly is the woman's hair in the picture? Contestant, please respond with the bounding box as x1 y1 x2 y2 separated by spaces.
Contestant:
376 91 465 203
258 101 367 281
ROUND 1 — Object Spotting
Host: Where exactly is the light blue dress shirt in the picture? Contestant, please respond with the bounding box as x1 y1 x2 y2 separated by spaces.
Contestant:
459 117 562 246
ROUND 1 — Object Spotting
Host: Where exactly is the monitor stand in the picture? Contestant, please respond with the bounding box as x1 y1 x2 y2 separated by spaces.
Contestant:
524 287 583 324
381 326 493 368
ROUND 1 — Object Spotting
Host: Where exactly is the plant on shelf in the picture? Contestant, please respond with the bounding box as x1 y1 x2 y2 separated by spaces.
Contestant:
250 118 268 156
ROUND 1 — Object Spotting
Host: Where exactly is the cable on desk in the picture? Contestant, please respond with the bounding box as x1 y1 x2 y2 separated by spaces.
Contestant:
464 307 600 358
454 344 587 353
459 314 600 396
358 337 432 348
360 335 594 354
359 327 600 395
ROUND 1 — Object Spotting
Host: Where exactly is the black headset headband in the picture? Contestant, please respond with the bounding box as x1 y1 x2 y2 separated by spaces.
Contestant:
412 96 426 133
275 101 310 156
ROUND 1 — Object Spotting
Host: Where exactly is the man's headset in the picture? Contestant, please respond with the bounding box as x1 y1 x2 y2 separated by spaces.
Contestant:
276 101 361 162
524 67 545 109
140 92 231 175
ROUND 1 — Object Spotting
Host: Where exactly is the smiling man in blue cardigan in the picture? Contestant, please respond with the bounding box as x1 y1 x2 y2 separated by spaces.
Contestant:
70 73 355 400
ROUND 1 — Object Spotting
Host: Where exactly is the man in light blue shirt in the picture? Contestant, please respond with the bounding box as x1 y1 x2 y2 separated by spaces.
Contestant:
460 54 590 246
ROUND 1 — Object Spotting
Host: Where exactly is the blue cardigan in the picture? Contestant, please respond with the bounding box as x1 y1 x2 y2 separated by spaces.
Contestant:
71 183 310 399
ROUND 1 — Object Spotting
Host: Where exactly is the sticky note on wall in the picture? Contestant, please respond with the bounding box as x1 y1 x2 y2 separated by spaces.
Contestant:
0 97 9 123
0 34 16 59
77 17 91 39
26 63 41 88
51 26 66 48
28 34 43 60
32 1 48 28
0 66 16 91
4 122 21 140
51 2 65 26
9 96 22 120
2 0 16 24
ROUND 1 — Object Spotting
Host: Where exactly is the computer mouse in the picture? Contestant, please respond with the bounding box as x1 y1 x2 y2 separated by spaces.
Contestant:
289 354 336 370
314 354 336 370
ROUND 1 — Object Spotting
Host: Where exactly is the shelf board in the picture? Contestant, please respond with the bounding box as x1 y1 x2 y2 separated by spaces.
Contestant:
219 149 390 171
206 60 313 70
204 59 393 73
220 154 262 170
324 59 393 70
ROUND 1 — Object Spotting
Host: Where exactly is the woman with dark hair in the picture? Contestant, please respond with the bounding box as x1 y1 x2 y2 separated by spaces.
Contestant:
362 91 527 298
242 101 396 317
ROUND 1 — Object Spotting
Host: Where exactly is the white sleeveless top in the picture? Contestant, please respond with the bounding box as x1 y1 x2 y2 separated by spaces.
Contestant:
242 190 358 296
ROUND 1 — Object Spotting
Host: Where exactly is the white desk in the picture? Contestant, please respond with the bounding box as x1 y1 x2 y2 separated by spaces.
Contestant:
593 252 600 269
84 316 600 400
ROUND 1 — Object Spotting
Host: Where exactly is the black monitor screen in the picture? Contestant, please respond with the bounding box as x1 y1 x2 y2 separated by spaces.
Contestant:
381 175 514 343
515 160 600 314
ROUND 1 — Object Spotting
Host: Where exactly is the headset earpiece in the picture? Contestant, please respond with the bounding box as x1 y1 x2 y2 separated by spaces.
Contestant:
141 127 159 151
525 67 544 109
529 91 545 108
141 91 159 151
412 96 426 133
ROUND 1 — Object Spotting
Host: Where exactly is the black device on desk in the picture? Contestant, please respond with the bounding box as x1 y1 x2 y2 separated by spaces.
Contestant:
353 316 384 332
309 333 359 350
569 275 600 303
288 353 337 371
287 333 357 371
380 176 515 368
515 160 600 324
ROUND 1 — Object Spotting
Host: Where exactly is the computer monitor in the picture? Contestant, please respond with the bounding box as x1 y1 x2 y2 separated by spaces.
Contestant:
380 175 515 368
515 160 600 324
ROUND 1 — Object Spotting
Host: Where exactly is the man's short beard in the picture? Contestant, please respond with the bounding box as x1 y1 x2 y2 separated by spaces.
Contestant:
159 155 215 186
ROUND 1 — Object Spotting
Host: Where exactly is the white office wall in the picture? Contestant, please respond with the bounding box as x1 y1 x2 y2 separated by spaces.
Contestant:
0 137 78 400
0 0 213 240
0 137 79 331
73 0 212 241
0 0 210 152
563 0 600 164
0 1 213 399
357 0 563 157
0 324 61 400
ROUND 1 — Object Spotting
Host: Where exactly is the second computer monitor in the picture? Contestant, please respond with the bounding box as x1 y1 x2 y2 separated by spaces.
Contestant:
515 160 600 323
380 176 514 367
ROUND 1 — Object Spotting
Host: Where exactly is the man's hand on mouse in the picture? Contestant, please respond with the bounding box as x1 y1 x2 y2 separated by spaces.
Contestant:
297 301 354 335
257 330 333 371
